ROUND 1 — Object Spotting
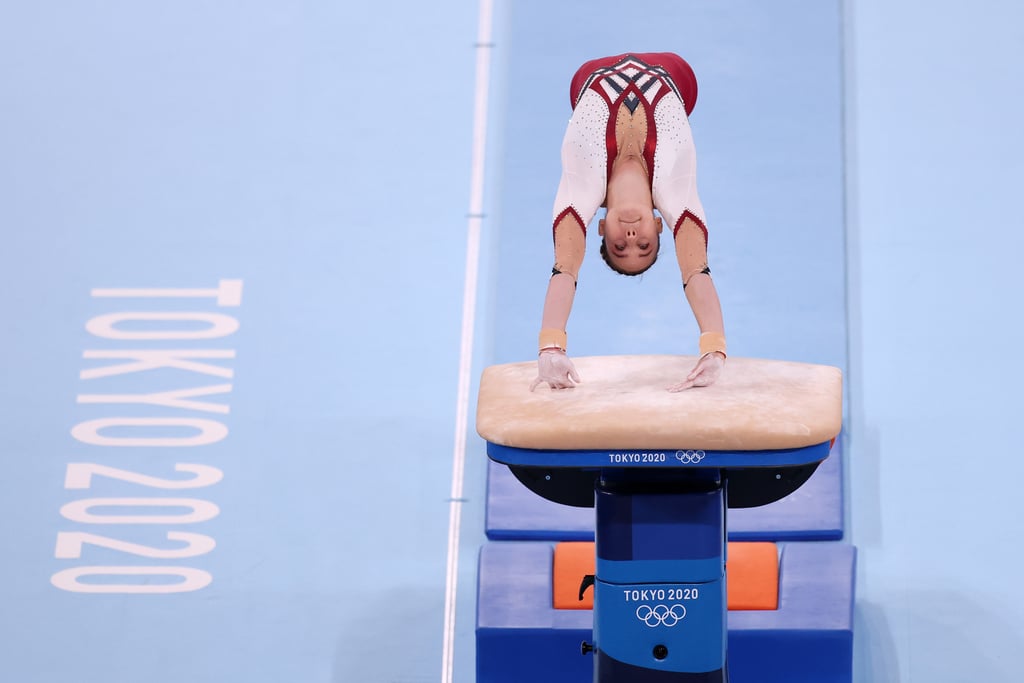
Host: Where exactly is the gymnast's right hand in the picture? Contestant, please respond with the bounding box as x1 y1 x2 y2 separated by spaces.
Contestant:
530 349 581 391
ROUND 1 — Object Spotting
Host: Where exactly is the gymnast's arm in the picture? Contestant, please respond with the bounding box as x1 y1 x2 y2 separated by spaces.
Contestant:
649 91 727 389
668 215 726 391
531 213 586 391
531 96 606 391
540 214 585 330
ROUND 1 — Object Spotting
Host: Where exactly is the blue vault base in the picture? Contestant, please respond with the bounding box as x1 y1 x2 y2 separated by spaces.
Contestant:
485 441 846 542
477 541 856 683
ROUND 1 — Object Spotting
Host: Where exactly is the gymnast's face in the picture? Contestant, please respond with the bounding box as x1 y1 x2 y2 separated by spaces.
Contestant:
599 208 663 274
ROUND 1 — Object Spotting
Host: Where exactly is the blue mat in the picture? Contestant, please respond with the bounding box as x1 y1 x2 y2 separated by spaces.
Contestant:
477 540 855 683
485 440 844 541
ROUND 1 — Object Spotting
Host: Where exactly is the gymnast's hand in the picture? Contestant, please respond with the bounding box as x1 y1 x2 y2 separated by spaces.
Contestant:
668 352 725 392
530 349 581 391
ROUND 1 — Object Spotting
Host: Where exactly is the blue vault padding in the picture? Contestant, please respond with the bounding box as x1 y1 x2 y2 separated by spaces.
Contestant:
476 540 855 683
485 440 845 542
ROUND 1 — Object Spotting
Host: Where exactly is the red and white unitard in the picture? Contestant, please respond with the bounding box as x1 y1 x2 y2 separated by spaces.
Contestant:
552 52 708 270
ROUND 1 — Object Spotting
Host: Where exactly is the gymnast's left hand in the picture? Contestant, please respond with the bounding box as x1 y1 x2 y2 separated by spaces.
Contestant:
530 349 581 391
668 352 725 392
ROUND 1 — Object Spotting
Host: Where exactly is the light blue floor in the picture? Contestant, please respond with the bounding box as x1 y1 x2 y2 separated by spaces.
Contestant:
1 3 478 681
846 1 1024 680
1 1 1021 682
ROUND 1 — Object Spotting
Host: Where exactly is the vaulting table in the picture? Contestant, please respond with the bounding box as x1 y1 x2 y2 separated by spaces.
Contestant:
476 355 843 682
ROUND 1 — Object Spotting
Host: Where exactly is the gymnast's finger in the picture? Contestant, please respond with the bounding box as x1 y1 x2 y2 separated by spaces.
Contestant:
550 372 579 389
668 378 696 392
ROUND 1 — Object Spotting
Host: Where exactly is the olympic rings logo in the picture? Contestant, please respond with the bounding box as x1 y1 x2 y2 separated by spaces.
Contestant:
635 604 687 627
675 450 706 464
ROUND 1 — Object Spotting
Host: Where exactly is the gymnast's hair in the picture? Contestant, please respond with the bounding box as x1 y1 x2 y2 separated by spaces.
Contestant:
599 235 660 277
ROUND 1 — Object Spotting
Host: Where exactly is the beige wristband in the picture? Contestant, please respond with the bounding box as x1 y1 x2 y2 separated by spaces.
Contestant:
539 328 567 352
699 332 727 358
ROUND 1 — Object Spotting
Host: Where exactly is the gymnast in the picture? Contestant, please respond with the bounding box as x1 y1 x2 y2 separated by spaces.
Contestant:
531 52 727 393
